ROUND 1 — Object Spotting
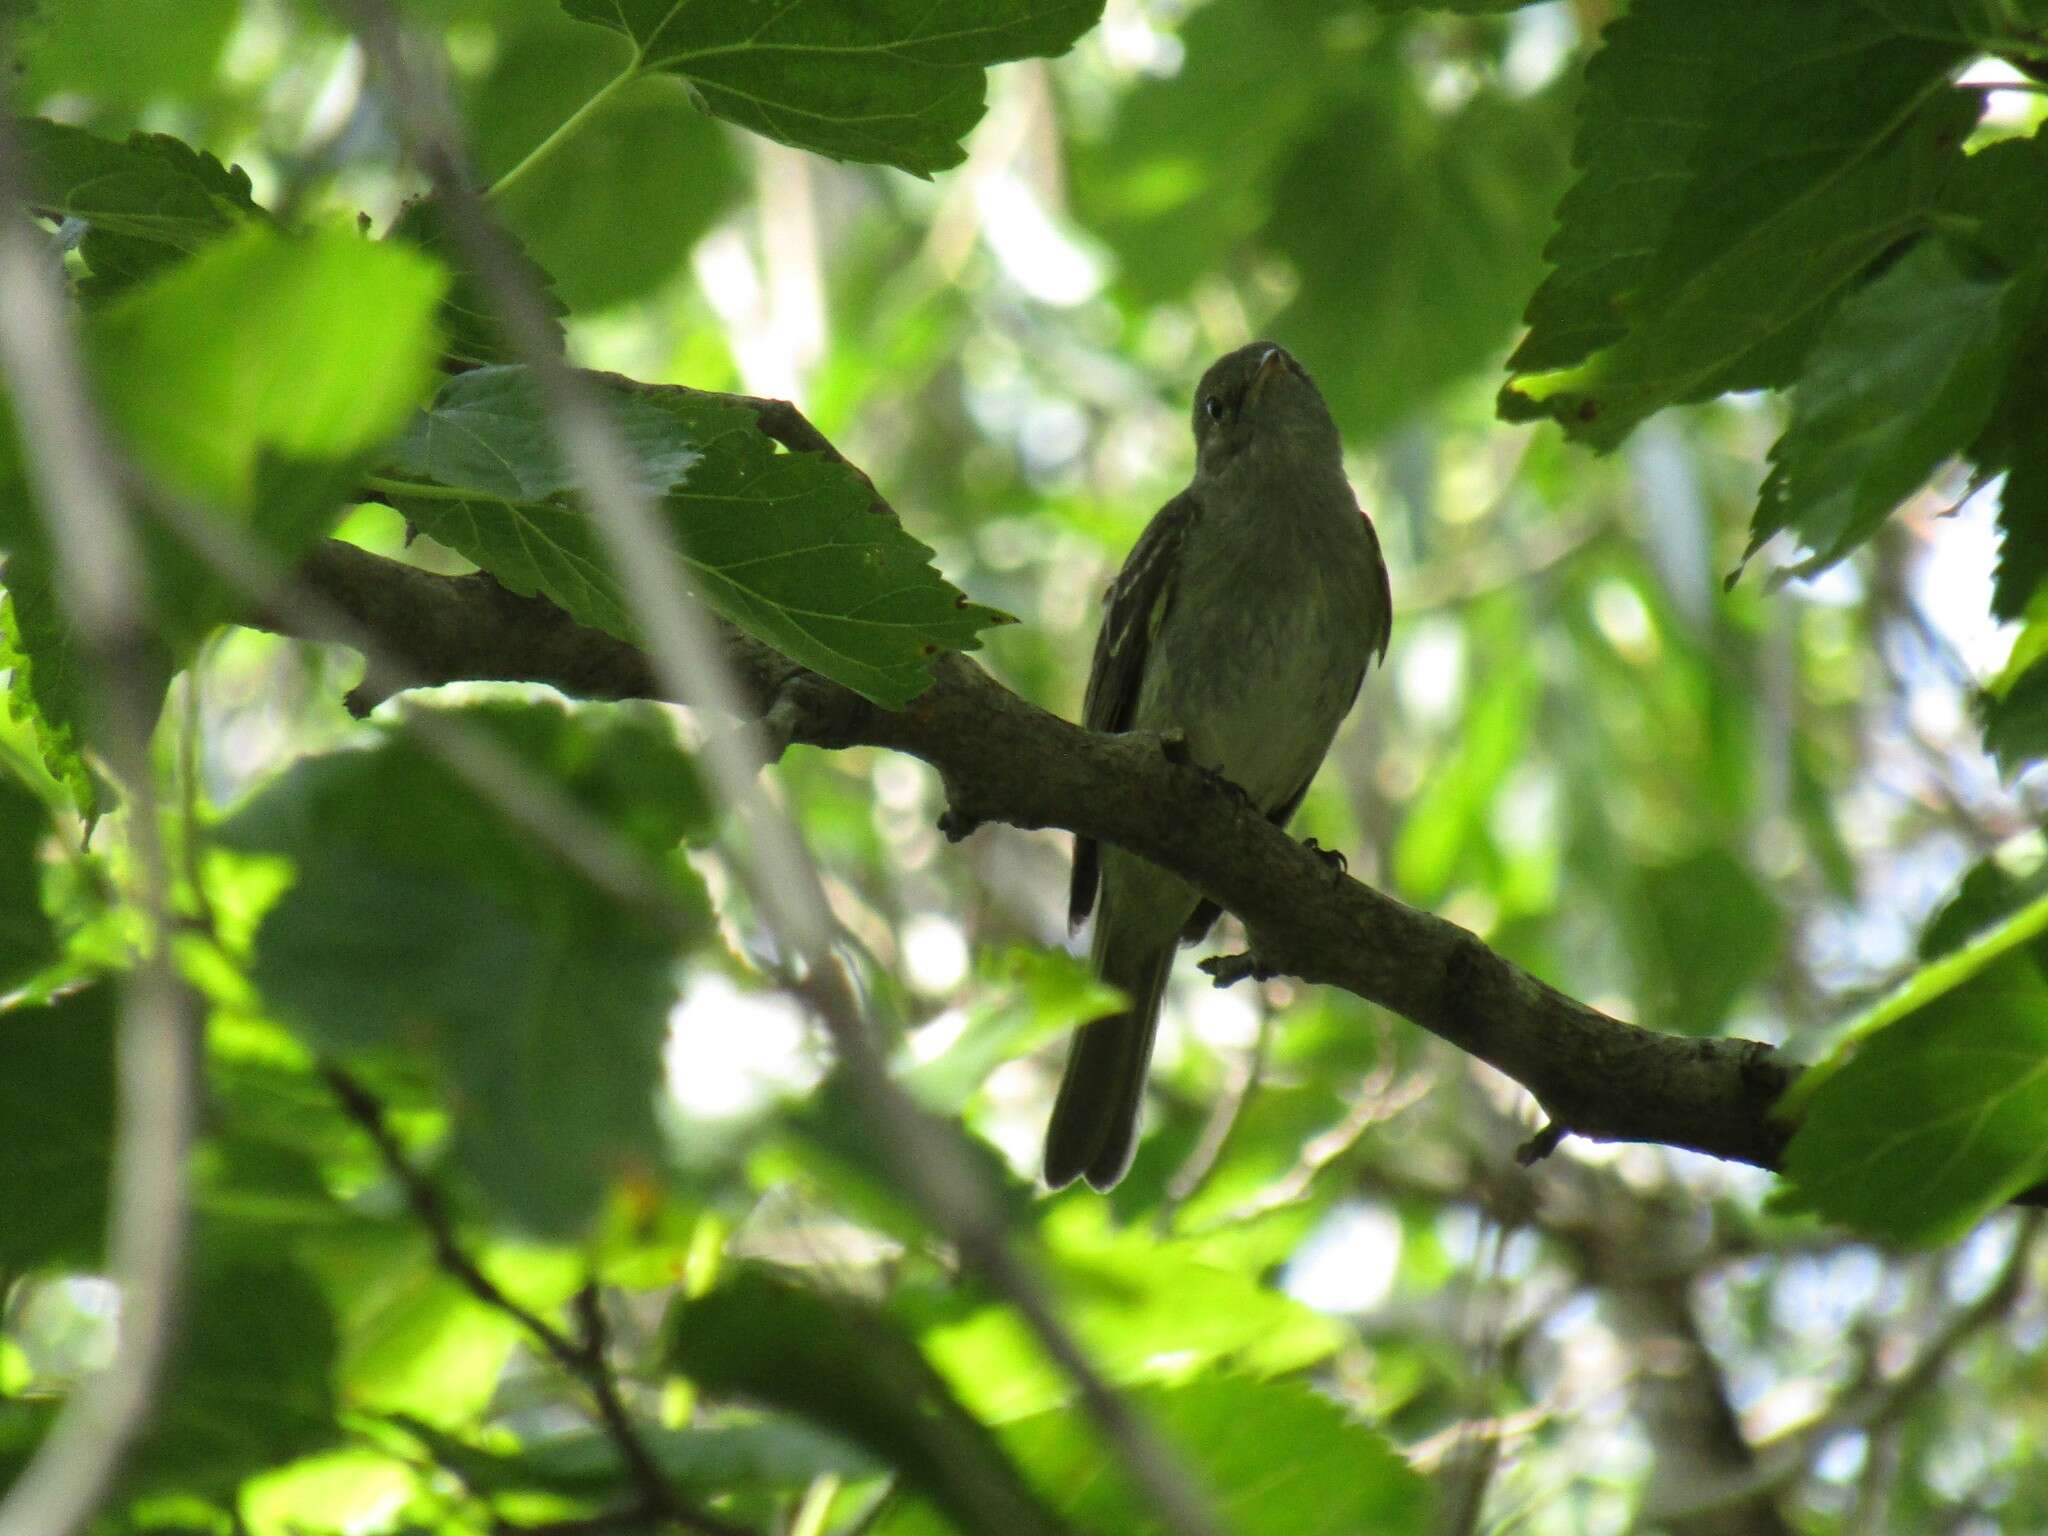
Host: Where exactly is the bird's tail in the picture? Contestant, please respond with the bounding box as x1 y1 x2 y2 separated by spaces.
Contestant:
1043 940 1172 1191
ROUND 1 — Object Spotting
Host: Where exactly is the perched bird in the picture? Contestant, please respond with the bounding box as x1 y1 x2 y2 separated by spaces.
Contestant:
1045 342 1392 1191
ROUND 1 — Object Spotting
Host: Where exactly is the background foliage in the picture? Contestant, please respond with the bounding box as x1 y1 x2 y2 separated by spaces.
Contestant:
6 0 2048 1533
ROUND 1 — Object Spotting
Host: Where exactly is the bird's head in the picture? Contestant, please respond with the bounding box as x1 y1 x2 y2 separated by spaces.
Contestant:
1190 342 1341 477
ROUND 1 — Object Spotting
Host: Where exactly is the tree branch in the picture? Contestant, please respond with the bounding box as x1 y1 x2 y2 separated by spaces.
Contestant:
262 522 1798 1181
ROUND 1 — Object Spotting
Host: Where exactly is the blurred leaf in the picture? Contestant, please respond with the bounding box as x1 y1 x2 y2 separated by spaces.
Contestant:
1393 601 1535 903
0 224 444 811
385 194 568 367
1069 0 1345 302
872 1376 1429 1536
17 117 266 296
1630 848 1782 1036
336 1266 520 1428
1270 81 1570 440
473 12 742 314
662 1268 1069 1536
0 984 114 1269
562 0 1106 176
382 365 1013 707
913 1203 1342 1422
1749 238 2026 575
898 947 1121 1112
18 0 237 111
393 1413 879 1498
0 768 56 990
133 1253 340 1494
219 700 707 1235
1501 0 1976 447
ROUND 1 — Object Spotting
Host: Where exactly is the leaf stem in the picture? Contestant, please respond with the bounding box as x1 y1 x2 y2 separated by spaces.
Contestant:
485 64 639 203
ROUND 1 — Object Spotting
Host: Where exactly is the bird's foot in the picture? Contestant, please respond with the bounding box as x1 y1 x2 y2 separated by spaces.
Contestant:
1199 951 1277 988
1155 730 1253 809
1515 1121 1568 1167
1157 728 1193 765
1302 837 1348 875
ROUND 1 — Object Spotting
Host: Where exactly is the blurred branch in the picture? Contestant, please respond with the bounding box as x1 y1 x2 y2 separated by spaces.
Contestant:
321 1066 756 1536
0 118 203 1536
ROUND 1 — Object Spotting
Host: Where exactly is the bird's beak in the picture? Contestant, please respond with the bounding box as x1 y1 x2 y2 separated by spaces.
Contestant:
1246 347 1287 408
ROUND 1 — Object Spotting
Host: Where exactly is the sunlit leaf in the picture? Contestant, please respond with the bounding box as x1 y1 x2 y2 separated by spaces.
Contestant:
872 1377 1430 1536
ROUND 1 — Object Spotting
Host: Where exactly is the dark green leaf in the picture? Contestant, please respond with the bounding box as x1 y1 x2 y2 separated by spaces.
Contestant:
219 700 706 1235
1750 238 2024 574
872 1377 1430 1536
16 117 265 295
1776 957 2048 1245
0 985 114 1269
385 194 569 368
561 0 1105 176
0 764 56 990
1980 646 2048 774
662 1269 1068 1536
1502 0 1977 447
134 1253 340 1494
382 366 1013 707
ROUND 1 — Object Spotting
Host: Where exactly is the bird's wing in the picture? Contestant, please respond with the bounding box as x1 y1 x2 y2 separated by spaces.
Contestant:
1069 488 1202 931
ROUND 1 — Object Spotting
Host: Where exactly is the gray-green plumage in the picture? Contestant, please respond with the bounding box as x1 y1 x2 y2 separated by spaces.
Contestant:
1045 343 1391 1191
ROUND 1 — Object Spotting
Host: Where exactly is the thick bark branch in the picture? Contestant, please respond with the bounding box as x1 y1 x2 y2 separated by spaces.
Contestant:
261 532 1797 1177
243 383 1808 1178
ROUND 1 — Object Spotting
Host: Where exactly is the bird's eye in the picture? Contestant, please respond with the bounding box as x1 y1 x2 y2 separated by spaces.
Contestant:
1202 395 1224 423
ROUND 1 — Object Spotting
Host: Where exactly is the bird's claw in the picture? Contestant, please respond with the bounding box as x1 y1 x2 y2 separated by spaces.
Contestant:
1303 837 1348 874
937 805 982 842
1157 728 1193 765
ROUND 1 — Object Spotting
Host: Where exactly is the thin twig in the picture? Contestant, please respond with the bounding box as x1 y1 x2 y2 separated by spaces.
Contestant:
320 1066 754 1536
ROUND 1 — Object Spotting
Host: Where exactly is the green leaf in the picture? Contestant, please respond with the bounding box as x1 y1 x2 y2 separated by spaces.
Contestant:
0 764 56 991
474 14 743 314
0 984 114 1269
392 1413 880 1499
219 700 706 1235
0 552 152 817
1270 81 1570 439
1750 238 2026 575
1501 0 1978 447
18 0 238 111
385 194 569 369
914 1203 1342 1422
381 366 1013 708
1629 847 1782 1037
561 0 1105 176
16 117 265 295
89 224 446 519
661 1269 1068 1536
1775 957 2048 1245
0 224 445 809
134 1253 341 1494
872 1377 1430 1536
